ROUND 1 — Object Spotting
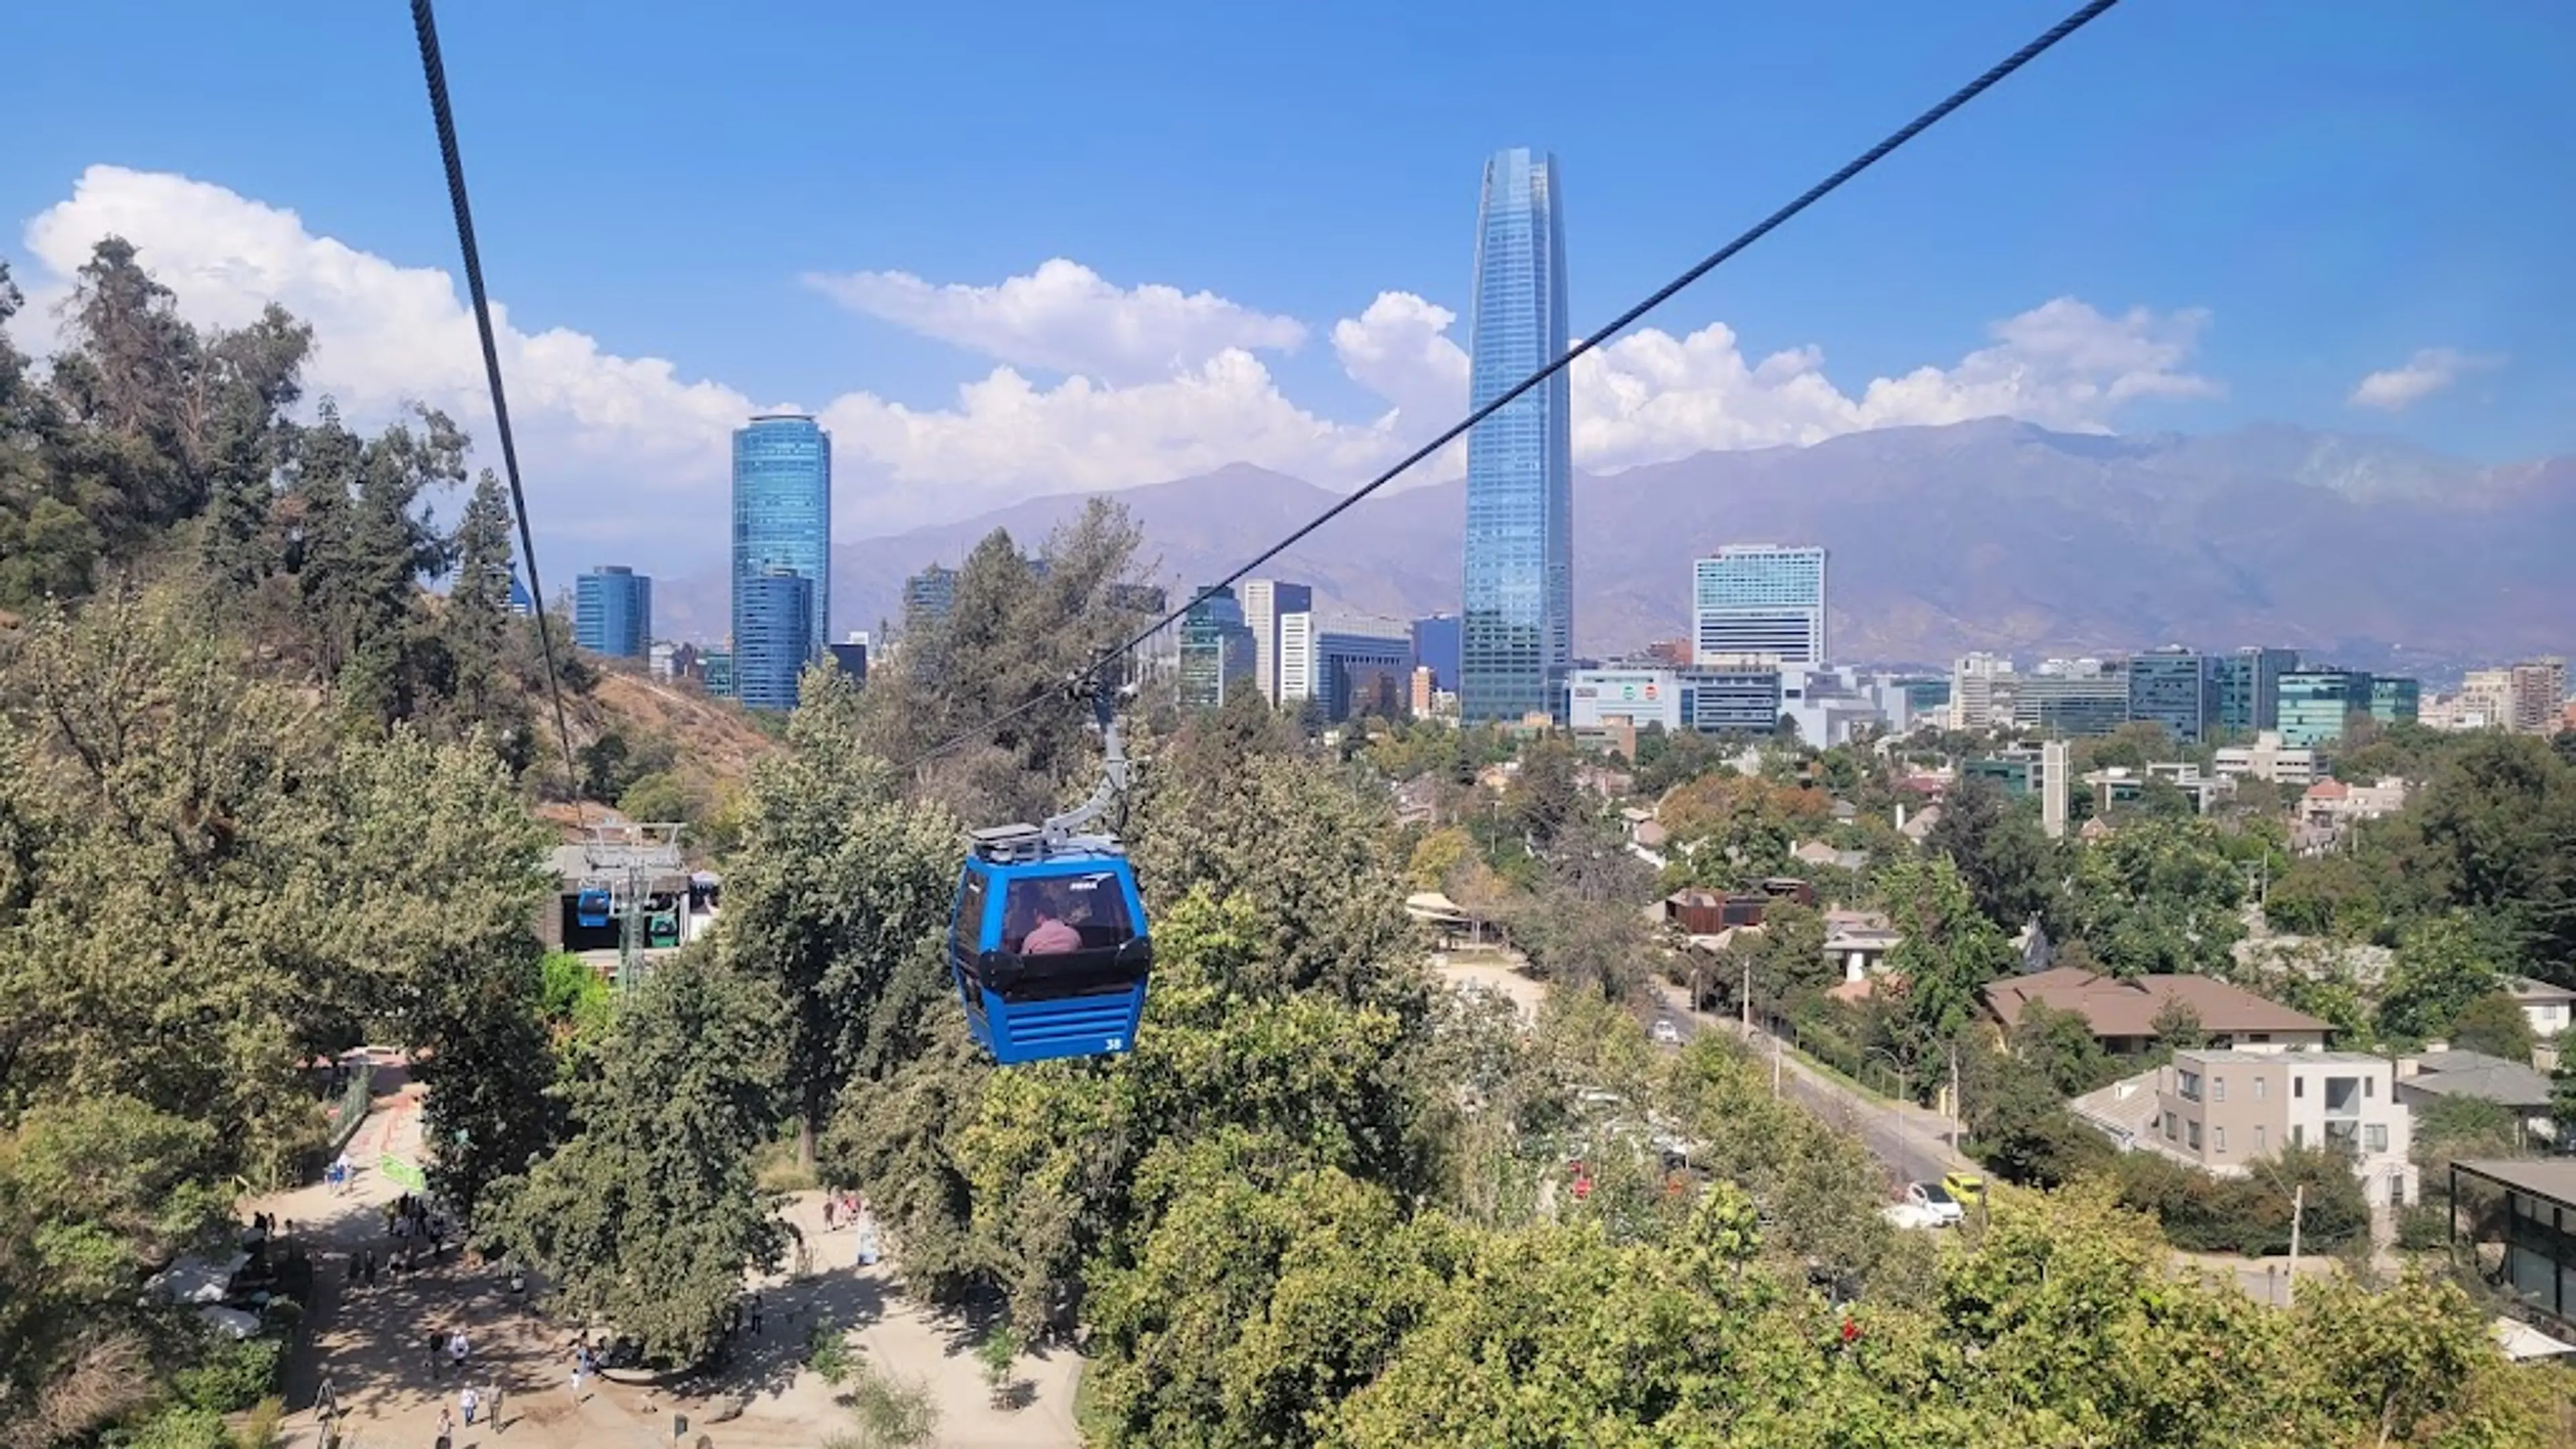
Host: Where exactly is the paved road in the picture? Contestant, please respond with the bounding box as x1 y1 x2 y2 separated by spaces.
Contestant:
1650 983 1973 1187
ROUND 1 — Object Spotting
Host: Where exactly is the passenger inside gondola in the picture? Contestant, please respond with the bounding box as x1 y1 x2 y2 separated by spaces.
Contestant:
1001 873 1134 955
1022 887 1081 955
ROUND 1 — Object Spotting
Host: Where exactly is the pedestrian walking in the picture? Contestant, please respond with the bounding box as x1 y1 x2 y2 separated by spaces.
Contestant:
364 1248 377 1288
447 1328 471 1374
435 1406 453 1447
345 1250 359 1285
487 1380 504 1433
749 1292 764 1336
460 1384 480 1426
427 1328 445 1379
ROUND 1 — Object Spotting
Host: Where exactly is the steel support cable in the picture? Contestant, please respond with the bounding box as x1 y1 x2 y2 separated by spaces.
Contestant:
411 0 588 808
902 0 2123 769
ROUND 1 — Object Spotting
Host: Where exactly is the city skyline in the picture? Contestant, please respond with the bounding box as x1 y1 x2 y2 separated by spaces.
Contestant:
1460 147 1572 727
6 5 2567 582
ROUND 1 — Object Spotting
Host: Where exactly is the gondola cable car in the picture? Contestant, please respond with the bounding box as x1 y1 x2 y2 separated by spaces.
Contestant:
574 879 613 930
949 678 1151 1065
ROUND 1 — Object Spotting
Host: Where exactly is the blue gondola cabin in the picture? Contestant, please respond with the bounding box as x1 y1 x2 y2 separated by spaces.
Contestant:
951 843 1151 1065
574 887 612 929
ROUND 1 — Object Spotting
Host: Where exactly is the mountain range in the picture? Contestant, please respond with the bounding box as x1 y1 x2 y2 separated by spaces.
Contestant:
655 419 2575 672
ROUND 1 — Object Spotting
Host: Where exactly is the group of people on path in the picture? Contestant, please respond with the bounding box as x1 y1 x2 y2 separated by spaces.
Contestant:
338 1191 449 1291
821 1189 882 1266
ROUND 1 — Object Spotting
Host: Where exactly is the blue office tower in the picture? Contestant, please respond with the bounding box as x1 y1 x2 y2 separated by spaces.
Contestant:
574 566 651 659
1460 148 1572 727
731 414 831 708
733 413 832 660
736 567 815 712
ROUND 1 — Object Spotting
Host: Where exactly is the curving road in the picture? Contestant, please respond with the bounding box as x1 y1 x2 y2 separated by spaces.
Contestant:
1650 983 1972 1187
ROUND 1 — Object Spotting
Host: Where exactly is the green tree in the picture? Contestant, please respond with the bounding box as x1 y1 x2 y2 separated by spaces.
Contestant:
2449 990 2536 1061
1923 773 2061 933
725 665 959 1165
1872 854 2018 1093
2378 912 2505 1045
2056 816 2247 977
2008 1000 2114 1099
491 954 787 1366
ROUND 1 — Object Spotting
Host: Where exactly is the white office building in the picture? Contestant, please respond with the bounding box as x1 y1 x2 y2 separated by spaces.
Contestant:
1692 545 1828 667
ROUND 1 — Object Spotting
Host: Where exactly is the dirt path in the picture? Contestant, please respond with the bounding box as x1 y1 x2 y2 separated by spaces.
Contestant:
254 1083 1081 1449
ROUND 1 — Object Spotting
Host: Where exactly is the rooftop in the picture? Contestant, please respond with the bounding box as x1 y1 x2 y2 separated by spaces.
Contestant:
2508 976 2576 1004
2402 1050 2554 1108
1982 967 2331 1040
2454 1159 2576 1203
2178 1049 2391 1067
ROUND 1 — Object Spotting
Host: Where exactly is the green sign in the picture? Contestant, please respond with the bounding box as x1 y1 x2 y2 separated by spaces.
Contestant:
380 1155 428 1193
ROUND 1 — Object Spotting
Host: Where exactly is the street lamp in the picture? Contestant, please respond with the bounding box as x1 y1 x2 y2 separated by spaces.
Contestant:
1864 1046 1913 1186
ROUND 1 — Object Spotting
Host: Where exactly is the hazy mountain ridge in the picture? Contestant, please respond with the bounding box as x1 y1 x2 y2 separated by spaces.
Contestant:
656 420 2573 667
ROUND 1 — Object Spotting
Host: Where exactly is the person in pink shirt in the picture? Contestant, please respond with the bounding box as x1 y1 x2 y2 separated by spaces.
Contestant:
1021 893 1082 955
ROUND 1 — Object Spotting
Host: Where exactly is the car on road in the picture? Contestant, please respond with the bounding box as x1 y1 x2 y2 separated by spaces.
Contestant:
1904 1180 1965 1228
1651 1018 1681 1046
1941 1171 1986 1208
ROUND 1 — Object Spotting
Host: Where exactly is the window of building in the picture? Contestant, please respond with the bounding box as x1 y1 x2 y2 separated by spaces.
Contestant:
2186 1120 2203 1150
2294 1076 2305 1099
2291 1125 2304 1148
2178 1070 2202 1102
2163 1112 2177 1142
2324 1077 2359 1114
2254 1125 2266 1152
2254 1076 2267 1101
2213 1126 2226 1152
2364 1076 2375 1098
2390 1175 2406 1208
2364 1124 2388 1153
2212 1078 2226 1103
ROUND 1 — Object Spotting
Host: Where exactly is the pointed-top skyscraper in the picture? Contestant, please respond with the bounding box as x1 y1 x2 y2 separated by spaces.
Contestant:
1460 148 1571 727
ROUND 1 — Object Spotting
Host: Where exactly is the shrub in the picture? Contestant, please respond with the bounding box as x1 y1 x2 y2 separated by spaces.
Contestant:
172 1336 280 1415
2111 1146 2369 1256
808 1313 853 1386
2394 1202 2451 1252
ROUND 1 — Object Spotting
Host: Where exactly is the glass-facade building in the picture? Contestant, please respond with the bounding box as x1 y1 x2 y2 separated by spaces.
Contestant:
574 565 651 659
2277 667 2373 748
1693 545 1829 667
2212 647 2299 734
2371 676 2421 725
735 568 814 712
904 565 957 627
2015 665 2132 737
1177 584 1256 710
1315 631 1413 723
2127 645 2210 744
732 415 833 704
1409 614 1461 694
1461 148 1572 727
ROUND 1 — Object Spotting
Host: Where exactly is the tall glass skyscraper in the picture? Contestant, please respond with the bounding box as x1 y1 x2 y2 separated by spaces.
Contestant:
574 565 651 659
1460 148 1572 727
732 415 833 703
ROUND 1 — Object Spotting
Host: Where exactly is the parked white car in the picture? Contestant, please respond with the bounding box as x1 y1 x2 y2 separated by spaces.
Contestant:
1903 1180 1965 1228
1651 1018 1681 1046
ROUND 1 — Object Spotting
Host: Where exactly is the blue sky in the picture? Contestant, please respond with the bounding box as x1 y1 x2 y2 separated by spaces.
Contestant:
1 0 2569 570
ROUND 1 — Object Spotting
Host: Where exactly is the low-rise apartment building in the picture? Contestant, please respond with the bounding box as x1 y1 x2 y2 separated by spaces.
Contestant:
1981 969 2332 1055
2150 1049 2416 1209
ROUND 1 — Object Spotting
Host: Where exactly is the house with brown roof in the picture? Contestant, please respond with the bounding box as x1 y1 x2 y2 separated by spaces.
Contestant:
1980 967 2332 1056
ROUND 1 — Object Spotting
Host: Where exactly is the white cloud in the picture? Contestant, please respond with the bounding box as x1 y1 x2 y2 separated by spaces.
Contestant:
9 164 2227 571
804 258 1306 387
2347 346 2499 412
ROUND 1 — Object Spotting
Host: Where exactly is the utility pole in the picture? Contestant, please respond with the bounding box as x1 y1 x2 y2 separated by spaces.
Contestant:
1772 1030 1782 1096
2285 1183 2306 1305
1741 957 1752 1034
